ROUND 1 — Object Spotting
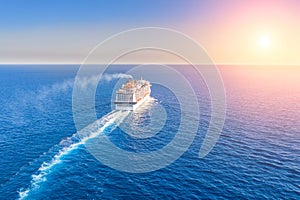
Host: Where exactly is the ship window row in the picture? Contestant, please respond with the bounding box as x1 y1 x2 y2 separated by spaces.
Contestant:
117 93 133 101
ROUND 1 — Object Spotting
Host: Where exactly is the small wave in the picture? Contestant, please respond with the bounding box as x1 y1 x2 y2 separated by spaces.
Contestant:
18 110 129 199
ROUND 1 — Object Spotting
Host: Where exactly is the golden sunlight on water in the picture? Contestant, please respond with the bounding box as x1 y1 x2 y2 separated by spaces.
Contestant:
220 65 300 136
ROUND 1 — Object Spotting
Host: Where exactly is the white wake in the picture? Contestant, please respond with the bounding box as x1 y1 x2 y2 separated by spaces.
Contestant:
18 110 129 199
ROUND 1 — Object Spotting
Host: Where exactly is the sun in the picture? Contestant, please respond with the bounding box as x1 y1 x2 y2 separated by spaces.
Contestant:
258 35 271 49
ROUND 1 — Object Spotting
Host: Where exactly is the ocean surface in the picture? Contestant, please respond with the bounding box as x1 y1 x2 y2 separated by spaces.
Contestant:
0 65 299 199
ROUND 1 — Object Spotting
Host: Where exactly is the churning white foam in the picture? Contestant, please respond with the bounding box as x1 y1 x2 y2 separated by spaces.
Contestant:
18 110 129 199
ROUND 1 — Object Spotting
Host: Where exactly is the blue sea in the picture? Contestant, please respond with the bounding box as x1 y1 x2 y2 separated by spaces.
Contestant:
0 65 299 199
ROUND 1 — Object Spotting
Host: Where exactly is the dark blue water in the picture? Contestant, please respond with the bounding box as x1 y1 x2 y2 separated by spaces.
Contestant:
0 65 299 199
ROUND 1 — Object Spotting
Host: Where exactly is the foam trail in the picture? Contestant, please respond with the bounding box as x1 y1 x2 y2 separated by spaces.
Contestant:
18 110 129 199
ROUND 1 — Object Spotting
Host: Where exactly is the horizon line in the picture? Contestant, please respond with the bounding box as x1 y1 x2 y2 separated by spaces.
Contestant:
0 63 299 66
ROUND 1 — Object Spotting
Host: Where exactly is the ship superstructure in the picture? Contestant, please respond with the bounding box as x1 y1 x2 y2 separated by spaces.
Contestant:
114 78 151 110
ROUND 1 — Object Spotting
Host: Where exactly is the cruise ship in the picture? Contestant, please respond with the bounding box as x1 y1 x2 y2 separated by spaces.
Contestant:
114 77 151 110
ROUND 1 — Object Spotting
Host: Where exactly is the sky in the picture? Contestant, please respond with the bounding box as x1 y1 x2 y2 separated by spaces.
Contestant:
0 0 300 65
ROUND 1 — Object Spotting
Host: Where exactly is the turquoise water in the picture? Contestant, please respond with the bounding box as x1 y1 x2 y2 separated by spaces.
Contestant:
0 65 299 199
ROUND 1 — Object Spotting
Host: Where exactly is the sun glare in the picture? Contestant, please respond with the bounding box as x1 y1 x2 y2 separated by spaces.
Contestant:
258 35 271 49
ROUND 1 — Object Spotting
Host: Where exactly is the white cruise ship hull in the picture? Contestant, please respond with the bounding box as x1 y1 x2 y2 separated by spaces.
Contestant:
115 93 150 111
